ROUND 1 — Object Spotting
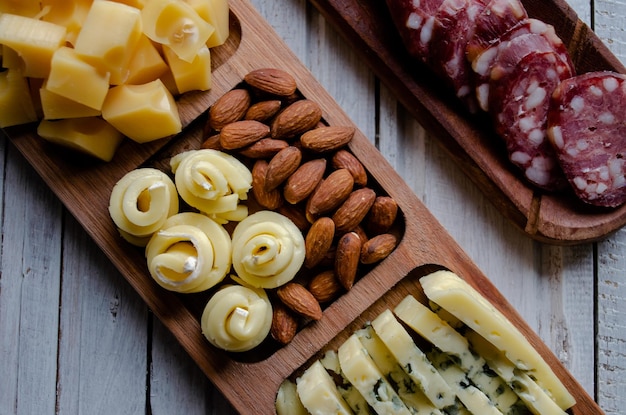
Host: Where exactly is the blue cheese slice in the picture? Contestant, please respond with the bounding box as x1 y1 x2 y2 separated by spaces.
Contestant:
371 310 456 409
320 350 375 414
276 379 309 415
467 330 568 415
355 325 445 415
394 295 520 414
338 334 413 415
420 270 575 410
296 360 353 415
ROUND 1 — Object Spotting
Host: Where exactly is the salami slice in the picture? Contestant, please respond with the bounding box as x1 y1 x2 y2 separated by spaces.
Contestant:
491 51 572 190
385 0 445 60
466 0 528 63
547 72 626 207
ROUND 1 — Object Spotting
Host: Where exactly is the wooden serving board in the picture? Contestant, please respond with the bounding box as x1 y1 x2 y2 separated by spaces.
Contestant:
3 0 602 413
307 0 626 245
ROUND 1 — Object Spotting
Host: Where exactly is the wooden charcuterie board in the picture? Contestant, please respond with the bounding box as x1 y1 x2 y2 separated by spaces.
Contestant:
308 0 626 245
2 0 603 413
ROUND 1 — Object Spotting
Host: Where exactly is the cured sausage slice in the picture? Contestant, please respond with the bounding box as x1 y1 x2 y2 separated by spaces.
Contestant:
492 51 573 190
385 0 445 60
466 0 528 63
547 72 626 207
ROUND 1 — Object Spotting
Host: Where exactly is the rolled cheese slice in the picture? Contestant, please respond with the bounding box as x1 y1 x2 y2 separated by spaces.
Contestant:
109 168 178 246
171 149 252 222
145 212 231 293
231 210 305 289
420 270 576 410
200 283 272 352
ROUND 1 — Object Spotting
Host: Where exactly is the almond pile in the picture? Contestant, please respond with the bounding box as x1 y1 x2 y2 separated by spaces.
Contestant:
199 68 401 345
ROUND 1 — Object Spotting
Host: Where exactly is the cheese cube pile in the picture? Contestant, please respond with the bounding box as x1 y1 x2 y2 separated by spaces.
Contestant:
278 270 576 415
0 0 229 161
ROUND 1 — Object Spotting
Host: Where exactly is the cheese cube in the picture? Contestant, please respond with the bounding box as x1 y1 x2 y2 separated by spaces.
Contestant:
126 35 169 85
109 0 147 8
41 0 93 46
163 44 211 93
46 46 111 110
141 0 215 62
2 45 22 70
102 79 182 143
0 13 67 78
0 0 42 18
40 85 101 120
74 1 143 85
184 0 230 47
0 69 38 127
37 117 124 162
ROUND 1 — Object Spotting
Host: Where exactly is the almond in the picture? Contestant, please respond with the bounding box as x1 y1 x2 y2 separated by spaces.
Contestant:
283 158 327 204
306 168 354 217
332 188 376 232
305 217 335 269
277 282 323 321
335 232 362 290
208 88 251 131
270 303 298 345
265 146 302 191
200 133 223 151
332 149 368 187
252 159 283 210
271 99 322 139
366 196 398 234
239 138 289 159
244 68 298 97
219 120 270 150
244 99 282 122
277 204 311 232
308 270 342 303
360 233 398 264
300 126 355 152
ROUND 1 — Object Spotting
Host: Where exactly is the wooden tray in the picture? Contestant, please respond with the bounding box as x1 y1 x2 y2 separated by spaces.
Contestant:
3 0 602 413
307 0 626 245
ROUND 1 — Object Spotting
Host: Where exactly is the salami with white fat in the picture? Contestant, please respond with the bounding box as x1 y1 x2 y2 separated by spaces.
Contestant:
547 72 626 207
385 0 445 60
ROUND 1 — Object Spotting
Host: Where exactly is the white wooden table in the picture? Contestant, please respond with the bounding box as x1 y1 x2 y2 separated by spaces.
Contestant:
1 0 625 414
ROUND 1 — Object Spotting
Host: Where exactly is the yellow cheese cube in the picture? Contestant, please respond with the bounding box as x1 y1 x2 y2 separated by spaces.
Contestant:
109 0 147 8
184 0 230 47
126 35 169 85
74 1 143 85
0 13 67 78
2 45 22 70
40 0 93 46
46 46 111 110
163 44 211 93
40 85 101 120
0 69 38 127
37 117 124 162
0 0 42 18
102 79 182 143
159 69 180 96
141 0 215 62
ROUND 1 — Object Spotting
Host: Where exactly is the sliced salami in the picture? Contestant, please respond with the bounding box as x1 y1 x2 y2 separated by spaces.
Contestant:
466 0 528 63
547 71 626 207
491 51 573 190
385 0 445 60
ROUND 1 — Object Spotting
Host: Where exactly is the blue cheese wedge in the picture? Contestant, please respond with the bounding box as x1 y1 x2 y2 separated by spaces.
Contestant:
467 330 568 415
355 325 445 415
338 334 413 414
320 350 375 414
276 379 309 415
419 270 575 410
296 360 353 415
371 310 456 409
394 295 520 414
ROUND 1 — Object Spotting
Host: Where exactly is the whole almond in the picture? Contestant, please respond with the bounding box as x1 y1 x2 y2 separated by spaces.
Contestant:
201 133 223 151
308 270 342 303
208 88 251 131
335 232 362 290
270 303 298 345
277 204 311 232
277 282 323 321
332 149 368 187
244 99 282 122
332 188 376 232
300 126 355 152
244 68 298 97
219 120 270 150
252 159 283 210
305 217 335 269
283 158 327 204
306 169 354 217
265 146 302 191
271 99 322 139
366 196 398 234
360 233 398 264
239 138 289 159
